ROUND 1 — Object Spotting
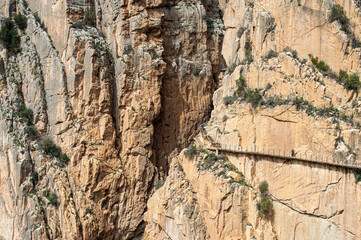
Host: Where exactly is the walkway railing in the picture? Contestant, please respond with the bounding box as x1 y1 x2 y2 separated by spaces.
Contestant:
200 129 361 170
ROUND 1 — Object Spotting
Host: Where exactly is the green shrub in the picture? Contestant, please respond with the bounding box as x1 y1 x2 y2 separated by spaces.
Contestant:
257 196 272 216
59 153 70 164
46 193 58 207
155 180 165 190
83 11 96 26
351 37 361 49
0 18 21 54
16 104 33 124
245 88 262 108
14 13 27 31
23 0 29 9
184 144 197 157
311 58 330 72
265 49 278 59
235 76 247 96
39 138 62 158
329 4 350 33
316 61 329 71
311 57 318 65
25 126 39 140
355 171 361 183
258 181 269 194
338 70 349 84
263 96 291 108
257 181 272 217
72 21 86 29
30 171 38 185
345 74 360 90
223 95 237 106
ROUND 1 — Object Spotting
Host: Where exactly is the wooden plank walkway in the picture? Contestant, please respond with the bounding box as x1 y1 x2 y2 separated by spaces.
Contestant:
199 127 361 170
205 146 361 170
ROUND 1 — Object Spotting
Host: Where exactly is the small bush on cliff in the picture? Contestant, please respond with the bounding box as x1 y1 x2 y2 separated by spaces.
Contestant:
25 126 39 140
30 171 38 185
223 95 237 106
59 153 70 164
244 88 262 108
155 180 165 190
46 193 58 207
264 49 278 60
345 74 360 91
257 196 272 216
0 18 21 54
258 181 269 194
235 76 247 96
84 11 96 27
351 37 361 48
355 171 361 183
184 144 197 157
311 57 329 72
72 21 86 29
16 104 33 124
39 138 62 158
329 4 350 33
256 181 273 217
14 13 27 31
338 70 349 84
22 0 29 9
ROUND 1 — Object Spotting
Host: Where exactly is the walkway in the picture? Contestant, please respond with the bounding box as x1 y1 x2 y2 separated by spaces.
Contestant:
200 128 361 170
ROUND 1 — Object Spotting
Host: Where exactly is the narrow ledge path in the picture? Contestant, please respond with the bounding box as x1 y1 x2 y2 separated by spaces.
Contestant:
200 128 361 170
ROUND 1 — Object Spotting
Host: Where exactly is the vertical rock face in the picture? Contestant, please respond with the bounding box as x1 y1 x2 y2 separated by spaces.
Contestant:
1 0 361 239
153 0 223 171
145 0 361 239
0 0 221 239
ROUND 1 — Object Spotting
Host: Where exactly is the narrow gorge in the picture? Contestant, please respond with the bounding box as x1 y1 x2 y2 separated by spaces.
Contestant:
0 0 360 239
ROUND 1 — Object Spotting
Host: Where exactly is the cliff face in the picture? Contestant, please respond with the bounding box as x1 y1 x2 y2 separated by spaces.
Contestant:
0 0 361 239
0 0 222 239
145 0 361 239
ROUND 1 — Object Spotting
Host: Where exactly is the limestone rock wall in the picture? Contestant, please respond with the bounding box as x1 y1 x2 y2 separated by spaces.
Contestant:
145 0 361 239
1 0 361 238
0 0 220 239
145 147 361 239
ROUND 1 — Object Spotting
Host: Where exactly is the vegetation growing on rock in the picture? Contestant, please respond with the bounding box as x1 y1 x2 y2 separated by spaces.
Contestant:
257 181 273 217
14 13 27 31
0 18 21 54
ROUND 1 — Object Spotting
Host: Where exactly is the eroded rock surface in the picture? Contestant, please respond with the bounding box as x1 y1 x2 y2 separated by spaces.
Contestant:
1 0 361 239
145 0 361 239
